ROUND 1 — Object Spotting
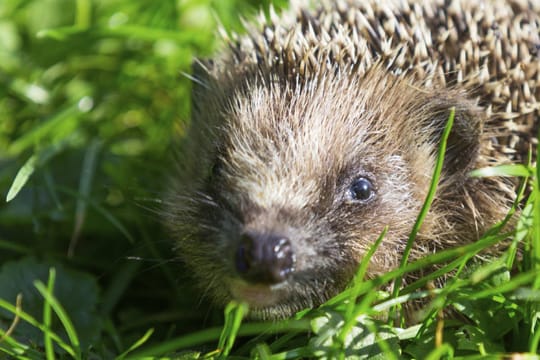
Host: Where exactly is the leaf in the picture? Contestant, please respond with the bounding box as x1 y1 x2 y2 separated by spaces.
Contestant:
6 155 37 202
68 139 102 256
453 292 522 340
6 139 72 202
35 280 82 359
309 311 400 359
0 257 102 350
454 325 505 353
116 328 154 360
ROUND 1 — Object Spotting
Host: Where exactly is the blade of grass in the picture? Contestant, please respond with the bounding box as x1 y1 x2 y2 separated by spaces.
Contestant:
425 342 454 360
400 250 472 295
75 0 91 28
34 280 82 360
0 345 33 360
469 131 532 270
0 294 22 344
0 298 74 356
504 174 531 269
68 139 102 257
218 301 248 358
5 155 37 203
387 108 457 325
116 328 154 360
6 136 76 202
470 164 532 178
58 187 135 244
266 347 312 359
254 343 273 359
0 238 32 254
373 290 435 313
125 327 222 359
127 319 311 358
328 231 509 307
394 107 455 298
530 324 540 353
532 129 540 290
345 226 388 318
43 269 56 360
267 331 303 354
467 269 539 300
38 25 208 44
334 227 391 354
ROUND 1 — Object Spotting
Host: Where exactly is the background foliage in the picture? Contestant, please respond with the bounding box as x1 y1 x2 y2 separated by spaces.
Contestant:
0 0 286 356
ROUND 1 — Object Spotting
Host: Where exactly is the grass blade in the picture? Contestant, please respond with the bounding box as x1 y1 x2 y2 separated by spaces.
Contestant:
127 320 310 358
395 107 455 288
5 155 37 203
6 137 75 203
0 298 74 356
470 164 532 178
58 187 135 244
68 139 102 257
43 269 56 360
116 328 154 360
34 281 82 359
218 301 248 358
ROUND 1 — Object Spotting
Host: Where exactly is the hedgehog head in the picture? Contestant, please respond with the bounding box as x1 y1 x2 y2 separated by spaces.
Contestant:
164 64 492 319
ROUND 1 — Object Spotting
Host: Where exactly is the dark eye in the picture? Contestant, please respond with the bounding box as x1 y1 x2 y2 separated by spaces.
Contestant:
208 157 223 182
211 161 221 177
348 177 375 202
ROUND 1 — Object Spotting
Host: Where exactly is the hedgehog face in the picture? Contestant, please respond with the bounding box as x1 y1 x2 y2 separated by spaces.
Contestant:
197 151 422 318
167 68 485 319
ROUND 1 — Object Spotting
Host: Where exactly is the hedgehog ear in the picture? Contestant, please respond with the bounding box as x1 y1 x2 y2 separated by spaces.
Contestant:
426 93 484 175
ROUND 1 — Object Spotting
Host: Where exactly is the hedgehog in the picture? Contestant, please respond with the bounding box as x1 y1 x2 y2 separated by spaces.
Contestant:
163 0 540 320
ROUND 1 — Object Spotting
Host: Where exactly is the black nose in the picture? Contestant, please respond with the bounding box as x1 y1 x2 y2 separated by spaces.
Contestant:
235 232 295 284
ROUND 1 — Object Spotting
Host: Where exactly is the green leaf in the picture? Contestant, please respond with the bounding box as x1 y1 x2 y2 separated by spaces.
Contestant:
34 281 82 359
6 155 37 202
453 293 522 340
115 328 154 360
42 269 56 360
309 312 400 359
454 325 505 354
0 257 102 351
6 139 72 202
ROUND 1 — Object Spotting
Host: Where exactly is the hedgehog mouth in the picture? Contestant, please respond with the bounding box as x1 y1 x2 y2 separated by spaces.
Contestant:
229 279 287 308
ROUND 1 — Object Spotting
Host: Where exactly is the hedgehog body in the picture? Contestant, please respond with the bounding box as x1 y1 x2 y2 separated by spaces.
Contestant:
165 0 540 319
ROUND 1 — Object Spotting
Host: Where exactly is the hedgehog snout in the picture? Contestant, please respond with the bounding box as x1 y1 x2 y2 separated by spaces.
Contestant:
235 231 296 284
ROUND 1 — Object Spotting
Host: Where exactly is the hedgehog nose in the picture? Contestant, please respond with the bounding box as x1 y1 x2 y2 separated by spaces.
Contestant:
235 232 295 284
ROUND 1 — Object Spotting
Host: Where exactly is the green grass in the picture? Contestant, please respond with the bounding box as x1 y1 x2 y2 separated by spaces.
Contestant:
1 0 539 359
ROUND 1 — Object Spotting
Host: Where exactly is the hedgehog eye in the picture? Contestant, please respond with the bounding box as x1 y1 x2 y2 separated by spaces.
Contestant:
211 161 221 177
348 177 375 202
209 158 223 181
